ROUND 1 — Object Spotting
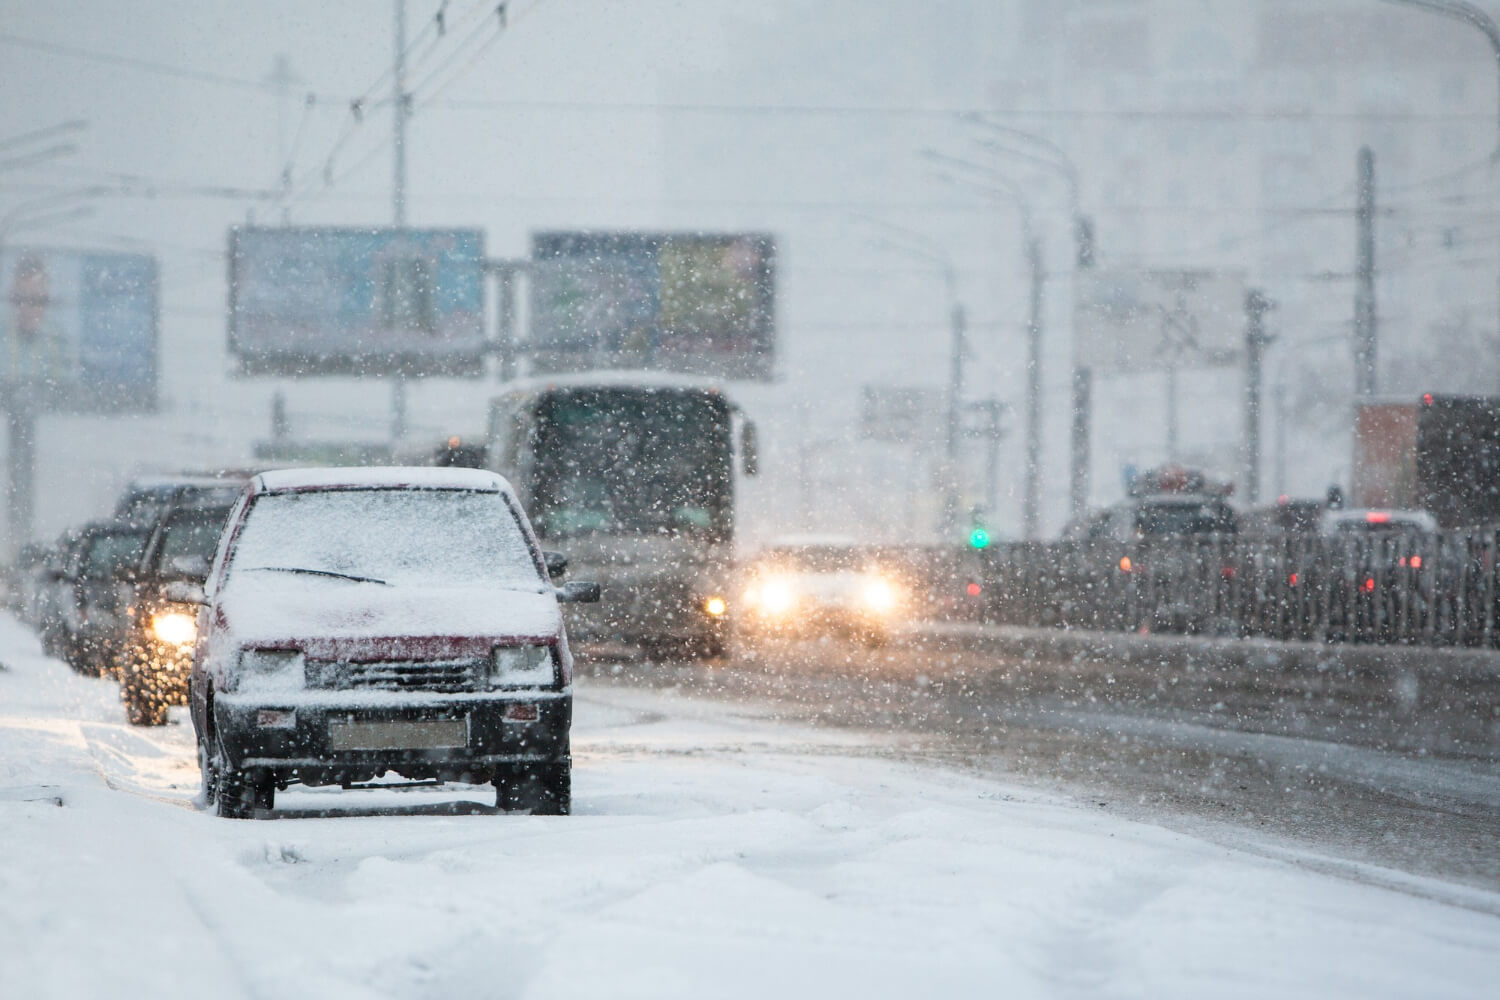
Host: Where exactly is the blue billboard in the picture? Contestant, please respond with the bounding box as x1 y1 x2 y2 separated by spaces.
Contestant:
0 248 158 414
228 227 486 377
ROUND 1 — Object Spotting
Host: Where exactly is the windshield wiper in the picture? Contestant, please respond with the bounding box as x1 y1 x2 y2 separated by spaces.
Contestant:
244 566 389 586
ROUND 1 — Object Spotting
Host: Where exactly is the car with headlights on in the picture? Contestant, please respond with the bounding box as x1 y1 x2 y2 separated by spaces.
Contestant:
117 498 238 726
737 539 906 645
52 519 153 676
187 467 598 819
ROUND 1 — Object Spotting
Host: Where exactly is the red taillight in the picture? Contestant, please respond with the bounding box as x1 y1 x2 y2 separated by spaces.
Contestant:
965 582 982 597
1220 565 1236 580
1409 555 1422 569
1288 573 1299 587
1362 577 1376 592
1366 511 1391 524
1119 556 1133 573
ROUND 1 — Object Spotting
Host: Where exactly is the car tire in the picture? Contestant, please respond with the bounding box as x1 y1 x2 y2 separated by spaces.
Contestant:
216 765 273 819
497 762 570 816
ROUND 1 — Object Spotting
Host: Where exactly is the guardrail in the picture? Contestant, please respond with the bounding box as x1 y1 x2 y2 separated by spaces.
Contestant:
980 530 1500 648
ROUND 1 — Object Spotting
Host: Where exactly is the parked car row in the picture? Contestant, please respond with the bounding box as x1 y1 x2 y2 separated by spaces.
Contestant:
5 466 601 820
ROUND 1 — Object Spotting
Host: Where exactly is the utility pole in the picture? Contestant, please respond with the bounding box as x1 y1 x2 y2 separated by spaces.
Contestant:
1243 288 1275 505
1023 236 1044 540
391 0 410 441
1354 146 1377 398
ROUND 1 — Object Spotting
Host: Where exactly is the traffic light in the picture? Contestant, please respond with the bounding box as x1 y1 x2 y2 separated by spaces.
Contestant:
967 507 990 549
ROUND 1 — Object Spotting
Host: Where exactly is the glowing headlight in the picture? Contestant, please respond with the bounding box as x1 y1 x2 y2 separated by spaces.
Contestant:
758 576 796 616
491 644 554 687
237 649 305 693
861 576 897 614
150 610 197 646
704 596 727 617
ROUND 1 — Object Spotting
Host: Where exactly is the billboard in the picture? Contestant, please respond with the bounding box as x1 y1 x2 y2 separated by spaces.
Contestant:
1074 270 1244 374
528 231 775 380
228 227 485 377
0 247 157 413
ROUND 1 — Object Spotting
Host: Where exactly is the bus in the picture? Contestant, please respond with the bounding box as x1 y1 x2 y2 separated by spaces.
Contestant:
485 375 758 656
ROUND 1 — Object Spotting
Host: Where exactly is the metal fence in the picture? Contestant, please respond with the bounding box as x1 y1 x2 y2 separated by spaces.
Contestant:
980 529 1500 648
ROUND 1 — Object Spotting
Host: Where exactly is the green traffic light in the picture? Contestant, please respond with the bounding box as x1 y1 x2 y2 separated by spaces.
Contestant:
968 527 990 549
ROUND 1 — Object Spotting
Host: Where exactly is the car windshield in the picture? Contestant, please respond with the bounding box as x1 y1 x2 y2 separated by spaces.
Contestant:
157 508 233 572
81 531 148 578
226 488 540 589
1136 502 1236 536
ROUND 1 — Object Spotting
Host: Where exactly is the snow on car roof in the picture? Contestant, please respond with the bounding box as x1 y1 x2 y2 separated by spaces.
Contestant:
253 466 512 494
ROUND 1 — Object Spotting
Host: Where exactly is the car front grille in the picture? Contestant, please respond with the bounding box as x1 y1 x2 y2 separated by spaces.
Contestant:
308 658 485 693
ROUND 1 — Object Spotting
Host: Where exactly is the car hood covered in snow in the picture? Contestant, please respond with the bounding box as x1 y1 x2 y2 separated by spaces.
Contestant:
212 577 563 657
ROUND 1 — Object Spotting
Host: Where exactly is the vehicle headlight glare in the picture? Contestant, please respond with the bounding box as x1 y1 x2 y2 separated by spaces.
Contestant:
704 596 727 617
759 577 796 616
862 577 897 614
491 643 554 687
150 610 197 646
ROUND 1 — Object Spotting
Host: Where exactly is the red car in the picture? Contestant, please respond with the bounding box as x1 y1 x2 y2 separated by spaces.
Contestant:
186 467 598 818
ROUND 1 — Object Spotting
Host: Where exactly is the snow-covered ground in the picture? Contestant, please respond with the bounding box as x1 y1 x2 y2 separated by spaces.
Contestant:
1 611 1497 999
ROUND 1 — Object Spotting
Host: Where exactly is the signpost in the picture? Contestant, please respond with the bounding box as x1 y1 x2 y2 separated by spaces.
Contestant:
2 247 158 559
1070 269 1245 516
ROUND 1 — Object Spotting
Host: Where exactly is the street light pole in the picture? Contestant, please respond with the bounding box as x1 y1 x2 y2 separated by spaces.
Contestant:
923 150 1046 539
860 218 967 540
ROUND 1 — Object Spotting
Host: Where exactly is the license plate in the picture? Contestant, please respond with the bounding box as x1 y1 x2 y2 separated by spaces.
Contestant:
327 718 468 751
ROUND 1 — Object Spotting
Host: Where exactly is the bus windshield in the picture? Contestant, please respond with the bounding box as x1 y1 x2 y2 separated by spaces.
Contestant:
533 389 732 540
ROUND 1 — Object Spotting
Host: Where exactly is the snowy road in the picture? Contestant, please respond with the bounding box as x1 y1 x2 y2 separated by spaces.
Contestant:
2 613 1498 999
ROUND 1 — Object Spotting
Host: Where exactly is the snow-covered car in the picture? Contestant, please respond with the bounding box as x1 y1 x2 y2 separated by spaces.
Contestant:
117 498 238 726
187 467 599 819
737 539 906 645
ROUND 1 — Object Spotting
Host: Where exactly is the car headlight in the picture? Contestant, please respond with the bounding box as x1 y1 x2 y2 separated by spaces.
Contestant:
150 609 197 646
861 576 898 614
703 595 727 617
491 644 554 688
757 576 797 616
237 649 306 693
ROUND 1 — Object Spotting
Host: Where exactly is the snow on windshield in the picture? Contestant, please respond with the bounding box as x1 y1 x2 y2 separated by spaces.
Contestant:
227 488 539 589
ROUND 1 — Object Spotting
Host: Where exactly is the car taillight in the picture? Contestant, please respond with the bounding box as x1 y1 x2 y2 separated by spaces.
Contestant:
1288 573 1299 587
1220 565 1236 580
1362 577 1376 592
1119 556 1133 573
966 582 982 597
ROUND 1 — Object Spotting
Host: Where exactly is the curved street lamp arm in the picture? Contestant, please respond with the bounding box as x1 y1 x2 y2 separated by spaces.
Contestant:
1378 0 1500 158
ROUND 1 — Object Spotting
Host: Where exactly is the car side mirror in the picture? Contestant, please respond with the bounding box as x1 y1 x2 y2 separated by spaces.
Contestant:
555 580 600 603
542 550 568 582
740 421 759 477
168 554 211 580
162 580 207 605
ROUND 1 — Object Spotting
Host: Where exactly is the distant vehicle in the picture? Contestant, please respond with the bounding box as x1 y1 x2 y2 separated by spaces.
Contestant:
1318 507 1438 642
53 520 153 676
188 467 598 819
738 539 907 646
1239 496 1324 538
117 496 239 726
112 473 248 524
485 375 758 657
1058 465 1238 632
1354 395 1500 529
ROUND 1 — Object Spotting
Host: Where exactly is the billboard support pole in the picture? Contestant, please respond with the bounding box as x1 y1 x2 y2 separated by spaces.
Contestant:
1069 366 1091 520
1023 236 1044 540
4 401 35 563
1243 288 1274 505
